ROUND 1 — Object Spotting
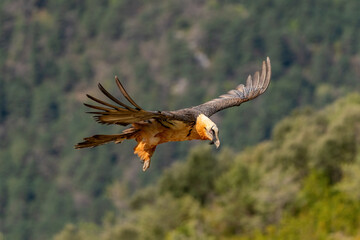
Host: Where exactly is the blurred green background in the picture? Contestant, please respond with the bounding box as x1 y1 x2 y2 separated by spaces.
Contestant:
1 0 360 239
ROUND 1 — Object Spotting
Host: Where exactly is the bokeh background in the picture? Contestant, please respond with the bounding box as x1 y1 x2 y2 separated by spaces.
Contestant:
1 0 360 239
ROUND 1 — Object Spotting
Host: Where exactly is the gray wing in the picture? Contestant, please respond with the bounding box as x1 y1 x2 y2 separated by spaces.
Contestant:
83 77 195 126
192 57 271 117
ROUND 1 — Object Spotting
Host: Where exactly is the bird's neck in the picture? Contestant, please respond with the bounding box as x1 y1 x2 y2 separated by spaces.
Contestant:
195 114 213 140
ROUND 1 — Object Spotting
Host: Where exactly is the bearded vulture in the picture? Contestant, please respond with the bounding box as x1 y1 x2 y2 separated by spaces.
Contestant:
75 57 271 171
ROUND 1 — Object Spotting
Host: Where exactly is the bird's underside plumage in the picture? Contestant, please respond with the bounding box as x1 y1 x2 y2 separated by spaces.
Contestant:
75 57 271 171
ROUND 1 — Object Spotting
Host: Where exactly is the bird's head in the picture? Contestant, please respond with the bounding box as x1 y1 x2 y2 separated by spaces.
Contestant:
196 114 220 148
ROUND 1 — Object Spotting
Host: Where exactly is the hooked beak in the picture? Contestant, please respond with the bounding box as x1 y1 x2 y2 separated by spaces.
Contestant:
214 139 220 148
210 136 220 148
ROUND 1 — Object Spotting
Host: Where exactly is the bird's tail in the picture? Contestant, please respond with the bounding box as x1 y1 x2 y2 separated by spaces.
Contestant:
75 128 138 149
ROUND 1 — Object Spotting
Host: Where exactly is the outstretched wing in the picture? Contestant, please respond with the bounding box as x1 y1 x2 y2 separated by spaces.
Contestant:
192 57 271 117
83 57 270 125
84 77 189 126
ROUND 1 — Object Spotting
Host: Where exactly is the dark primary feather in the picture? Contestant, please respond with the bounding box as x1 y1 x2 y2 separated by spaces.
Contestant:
115 76 143 110
192 57 271 117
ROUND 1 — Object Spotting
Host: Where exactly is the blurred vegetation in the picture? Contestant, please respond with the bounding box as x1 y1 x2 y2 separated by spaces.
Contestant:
1 0 360 239
53 94 360 239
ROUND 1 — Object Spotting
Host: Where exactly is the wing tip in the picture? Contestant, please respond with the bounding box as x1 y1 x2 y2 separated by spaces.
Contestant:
264 56 271 90
245 56 272 97
114 76 143 111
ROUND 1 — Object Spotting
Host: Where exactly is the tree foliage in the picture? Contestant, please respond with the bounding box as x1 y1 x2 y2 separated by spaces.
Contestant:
1 0 360 239
54 94 360 239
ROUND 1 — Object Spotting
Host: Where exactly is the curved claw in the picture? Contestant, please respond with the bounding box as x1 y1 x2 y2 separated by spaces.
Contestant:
142 160 151 171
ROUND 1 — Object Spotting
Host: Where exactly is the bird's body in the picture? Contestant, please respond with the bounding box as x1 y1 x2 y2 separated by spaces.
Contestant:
76 58 271 171
132 117 208 170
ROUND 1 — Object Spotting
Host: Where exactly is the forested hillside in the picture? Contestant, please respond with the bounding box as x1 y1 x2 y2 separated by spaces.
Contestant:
54 93 360 239
1 0 360 239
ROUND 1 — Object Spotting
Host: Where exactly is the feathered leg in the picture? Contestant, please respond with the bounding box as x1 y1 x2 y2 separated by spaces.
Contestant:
134 142 156 171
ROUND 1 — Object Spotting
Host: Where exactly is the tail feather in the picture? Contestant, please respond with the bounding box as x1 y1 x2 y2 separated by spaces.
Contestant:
75 128 138 149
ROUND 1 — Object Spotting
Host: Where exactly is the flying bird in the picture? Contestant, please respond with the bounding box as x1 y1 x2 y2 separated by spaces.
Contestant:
75 57 271 171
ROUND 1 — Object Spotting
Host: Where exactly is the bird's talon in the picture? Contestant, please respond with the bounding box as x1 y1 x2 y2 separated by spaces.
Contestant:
142 160 150 171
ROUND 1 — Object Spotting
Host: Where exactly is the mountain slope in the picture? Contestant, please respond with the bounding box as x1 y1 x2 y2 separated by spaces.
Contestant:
1 0 360 239
54 93 360 239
